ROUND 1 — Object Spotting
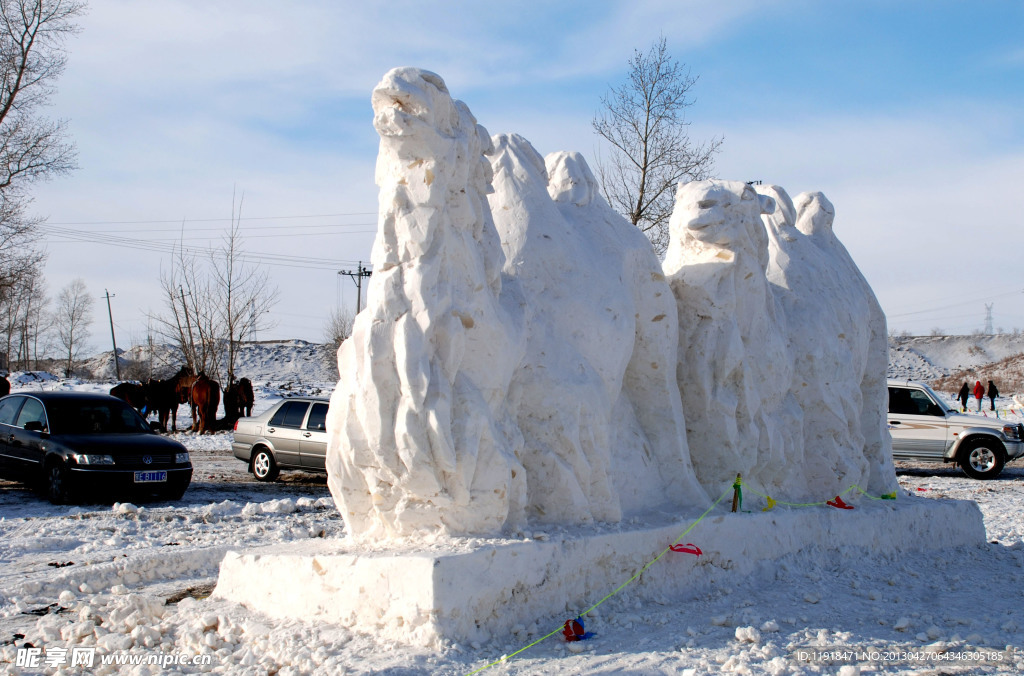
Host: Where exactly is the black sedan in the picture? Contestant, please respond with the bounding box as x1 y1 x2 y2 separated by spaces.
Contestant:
0 391 193 504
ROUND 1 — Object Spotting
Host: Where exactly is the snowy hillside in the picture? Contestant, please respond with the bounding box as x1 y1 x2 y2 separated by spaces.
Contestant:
18 333 1024 391
77 339 339 384
887 334 1024 384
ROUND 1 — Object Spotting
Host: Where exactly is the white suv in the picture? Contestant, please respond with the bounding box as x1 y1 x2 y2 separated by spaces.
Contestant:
888 379 1024 479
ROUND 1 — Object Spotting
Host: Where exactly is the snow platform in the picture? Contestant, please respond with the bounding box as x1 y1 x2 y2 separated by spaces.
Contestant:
213 496 984 647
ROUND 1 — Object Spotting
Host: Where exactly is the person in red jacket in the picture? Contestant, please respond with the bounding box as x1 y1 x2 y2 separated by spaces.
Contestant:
973 380 985 412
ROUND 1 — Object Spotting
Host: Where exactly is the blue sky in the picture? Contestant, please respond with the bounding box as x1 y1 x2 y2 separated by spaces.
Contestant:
31 0 1024 348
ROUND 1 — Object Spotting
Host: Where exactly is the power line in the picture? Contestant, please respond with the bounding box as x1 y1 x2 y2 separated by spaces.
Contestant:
46 211 377 226
40 221 376 235
43 229 378 242
39 225 368 270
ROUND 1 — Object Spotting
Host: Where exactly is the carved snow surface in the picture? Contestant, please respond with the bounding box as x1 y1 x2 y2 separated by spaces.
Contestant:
325 67 528 538
326 69 897 540
792 190 898 495
487 137 707 524
663 181 797 495
760 184 869 498
663 180 897 499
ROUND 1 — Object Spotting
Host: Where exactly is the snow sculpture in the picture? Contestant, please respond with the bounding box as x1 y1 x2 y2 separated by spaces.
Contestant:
760 184 869 497
792 191 898 494
486 136 707 523
326 67 898 540
662 181 798 494
325 68 528 537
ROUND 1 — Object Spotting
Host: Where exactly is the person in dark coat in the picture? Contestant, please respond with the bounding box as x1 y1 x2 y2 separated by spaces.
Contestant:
973 380 985 412
957 382 970 412
988 380 999 412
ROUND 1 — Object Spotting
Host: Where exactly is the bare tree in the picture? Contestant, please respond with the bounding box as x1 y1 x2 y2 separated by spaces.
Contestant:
213 192 278 385
0 261 51 370
155 235 217 376
154 196 277 385
0 0 82 299
593 36 722 256
323 307 354 351
54 276 91 376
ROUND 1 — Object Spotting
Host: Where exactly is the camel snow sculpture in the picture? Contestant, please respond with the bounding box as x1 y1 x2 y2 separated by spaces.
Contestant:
759 184 870 498
487 135 707 524
326 69 898 540
662 180 798 495
792 190 897 495
325 68 528 538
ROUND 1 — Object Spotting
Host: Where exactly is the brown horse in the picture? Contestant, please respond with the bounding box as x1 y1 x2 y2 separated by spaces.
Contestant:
144 366 194 432
0 375 9 397
109 382 148 413
190 373 220 434
224 377 254 420
174 369 199 426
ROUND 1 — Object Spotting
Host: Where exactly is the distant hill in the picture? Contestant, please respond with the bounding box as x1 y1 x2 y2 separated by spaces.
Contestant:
888 334 1024 394
77 339 339 384
19 334 1024 394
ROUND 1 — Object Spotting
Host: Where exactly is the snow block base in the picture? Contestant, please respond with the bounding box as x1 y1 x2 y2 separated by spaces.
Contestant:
213 497 984 647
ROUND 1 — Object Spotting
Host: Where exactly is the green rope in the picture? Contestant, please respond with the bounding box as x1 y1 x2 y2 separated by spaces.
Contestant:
465 484 734 676
467 478 901 674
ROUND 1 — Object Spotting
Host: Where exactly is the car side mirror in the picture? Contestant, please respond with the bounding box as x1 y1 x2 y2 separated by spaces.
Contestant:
149 421 163 432
23 420 44 432
926 403 944 416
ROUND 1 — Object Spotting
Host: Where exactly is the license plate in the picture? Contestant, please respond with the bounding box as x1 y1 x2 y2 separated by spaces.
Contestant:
134 471 167 483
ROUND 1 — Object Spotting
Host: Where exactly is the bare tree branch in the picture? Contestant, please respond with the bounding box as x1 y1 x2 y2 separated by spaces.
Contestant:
593 36 723 256
54 276 91 376
0 0 82 303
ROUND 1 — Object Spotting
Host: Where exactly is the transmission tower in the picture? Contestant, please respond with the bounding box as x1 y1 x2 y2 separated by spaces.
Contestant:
984 303 994 335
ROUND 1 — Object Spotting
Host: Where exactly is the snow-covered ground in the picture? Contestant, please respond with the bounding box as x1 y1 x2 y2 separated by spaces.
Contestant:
2 347 1024 674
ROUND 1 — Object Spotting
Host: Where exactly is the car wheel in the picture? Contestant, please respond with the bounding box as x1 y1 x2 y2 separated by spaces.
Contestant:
958 439 1005 480
251 448 279 482
45 461 73 504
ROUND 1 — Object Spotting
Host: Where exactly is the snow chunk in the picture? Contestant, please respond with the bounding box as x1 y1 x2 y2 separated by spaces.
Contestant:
734 626 761 644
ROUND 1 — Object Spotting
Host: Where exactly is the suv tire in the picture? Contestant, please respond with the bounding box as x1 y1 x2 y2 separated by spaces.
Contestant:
958 438 1005 480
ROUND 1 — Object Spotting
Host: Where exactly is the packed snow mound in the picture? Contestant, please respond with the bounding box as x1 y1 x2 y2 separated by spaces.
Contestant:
326 68 897 539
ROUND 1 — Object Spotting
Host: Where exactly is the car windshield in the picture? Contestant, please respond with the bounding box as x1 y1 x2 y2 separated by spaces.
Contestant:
920 384 956 413
46 399 153 435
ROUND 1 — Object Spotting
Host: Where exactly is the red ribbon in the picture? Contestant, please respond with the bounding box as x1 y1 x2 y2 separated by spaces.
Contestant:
669 543 702 556
826 496 854 510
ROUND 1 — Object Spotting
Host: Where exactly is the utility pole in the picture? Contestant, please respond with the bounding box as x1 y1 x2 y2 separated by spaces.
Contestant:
103 290 121 381
339 262 373 315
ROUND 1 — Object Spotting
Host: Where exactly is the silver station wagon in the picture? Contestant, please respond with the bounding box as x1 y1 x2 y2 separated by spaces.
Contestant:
231 397 329 481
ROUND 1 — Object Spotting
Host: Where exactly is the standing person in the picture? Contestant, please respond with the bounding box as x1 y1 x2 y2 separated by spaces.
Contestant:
958 382 970 412
988 380 999 412
973 380 985 412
